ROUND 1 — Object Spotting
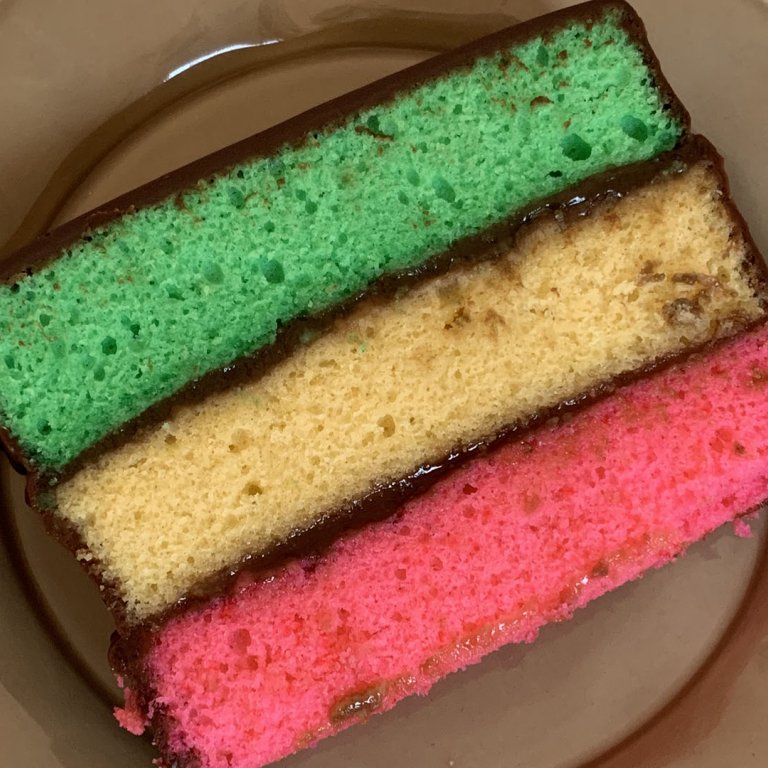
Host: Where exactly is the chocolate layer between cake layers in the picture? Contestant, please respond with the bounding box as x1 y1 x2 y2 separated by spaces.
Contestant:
37 136 768 628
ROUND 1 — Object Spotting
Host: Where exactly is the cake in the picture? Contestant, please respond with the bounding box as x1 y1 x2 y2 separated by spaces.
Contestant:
0 0 686 472
113 320 768 768
0 2 766 768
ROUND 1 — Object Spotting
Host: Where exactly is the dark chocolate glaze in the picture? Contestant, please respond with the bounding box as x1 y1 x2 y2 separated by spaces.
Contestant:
21 134 768 647
149 718 204 768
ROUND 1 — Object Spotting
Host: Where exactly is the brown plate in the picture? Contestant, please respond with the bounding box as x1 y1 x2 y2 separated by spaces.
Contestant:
2 1 768 766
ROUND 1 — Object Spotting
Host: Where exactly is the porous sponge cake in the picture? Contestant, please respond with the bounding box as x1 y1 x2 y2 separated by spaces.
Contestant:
0 1 685 469
118 321 768 768
53 147 768 623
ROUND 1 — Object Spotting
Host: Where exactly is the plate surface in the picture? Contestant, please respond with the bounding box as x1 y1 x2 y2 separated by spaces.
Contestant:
2 2 768 767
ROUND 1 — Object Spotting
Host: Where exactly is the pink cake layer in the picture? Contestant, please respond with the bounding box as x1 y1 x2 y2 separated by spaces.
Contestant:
119 322 768 768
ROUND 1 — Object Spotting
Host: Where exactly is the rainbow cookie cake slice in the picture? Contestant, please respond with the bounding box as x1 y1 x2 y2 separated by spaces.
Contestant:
0 2 766 768
5 0 751 628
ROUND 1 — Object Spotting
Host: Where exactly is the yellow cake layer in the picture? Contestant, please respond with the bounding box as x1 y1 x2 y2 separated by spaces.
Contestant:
56 163 766 621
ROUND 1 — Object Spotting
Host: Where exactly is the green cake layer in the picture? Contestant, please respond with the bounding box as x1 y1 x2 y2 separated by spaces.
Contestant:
0 3 685 468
